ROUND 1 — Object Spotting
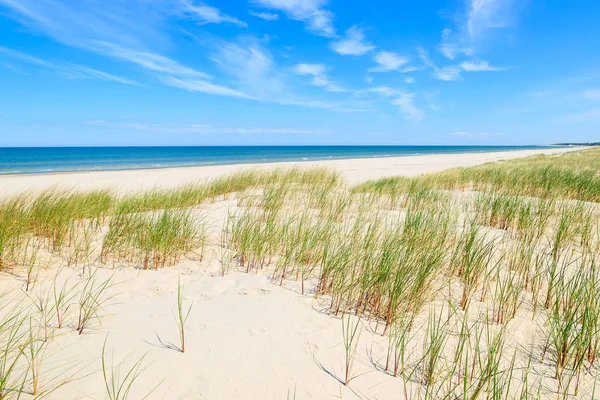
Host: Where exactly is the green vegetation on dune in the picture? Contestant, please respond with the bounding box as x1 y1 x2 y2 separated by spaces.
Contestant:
353 147 600 202
1 148 600 399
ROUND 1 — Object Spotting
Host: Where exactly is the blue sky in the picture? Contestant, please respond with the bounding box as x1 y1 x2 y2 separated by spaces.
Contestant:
0 0 599 146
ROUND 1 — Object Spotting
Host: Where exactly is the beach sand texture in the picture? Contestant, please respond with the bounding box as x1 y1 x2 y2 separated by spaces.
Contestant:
0 146 597 400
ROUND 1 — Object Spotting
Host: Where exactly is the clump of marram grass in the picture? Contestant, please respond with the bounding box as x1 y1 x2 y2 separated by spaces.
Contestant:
544 254 600 396
0 195 29 271
353 147 600 202
450 222 498 310
26 189 113 250
101 209 204 270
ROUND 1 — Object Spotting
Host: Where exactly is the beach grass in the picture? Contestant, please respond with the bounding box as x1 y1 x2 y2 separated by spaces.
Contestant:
0 148 599 398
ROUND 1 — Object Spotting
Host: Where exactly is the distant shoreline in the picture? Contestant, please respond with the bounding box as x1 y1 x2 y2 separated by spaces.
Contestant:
0 145 563 176
552 142 600 146
0 146 582 196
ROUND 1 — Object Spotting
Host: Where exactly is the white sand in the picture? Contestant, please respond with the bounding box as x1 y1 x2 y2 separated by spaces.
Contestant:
0 147 579 196
0 147 590 399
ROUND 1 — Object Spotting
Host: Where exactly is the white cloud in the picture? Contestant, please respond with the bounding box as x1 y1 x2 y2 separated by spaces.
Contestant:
392 93 424 121
439 29 465 60
205 38 366 111
330 26 374 56
417 47 462 81
434 66 462 81
0 1 212 79
0 46 53 67
366 87 424 121
439 0 524 59
92 42 210 78
404 77 415 84
369 51 409 72
180 1 247 27
460 60 504 71
159 76 253 98
210 37 287 99
0 46 142 85
252 0 335 37
293 63 344 92
64 64 143 86
0 0 371 112
293 63 326 76
0 61 27 74
366 86 401 97
249 11 279 21
468 0 520 39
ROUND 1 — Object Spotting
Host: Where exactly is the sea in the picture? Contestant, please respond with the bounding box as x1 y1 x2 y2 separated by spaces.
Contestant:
0 146 559 175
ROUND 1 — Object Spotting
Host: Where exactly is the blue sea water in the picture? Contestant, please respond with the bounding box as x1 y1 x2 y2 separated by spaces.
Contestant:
0 146 559 175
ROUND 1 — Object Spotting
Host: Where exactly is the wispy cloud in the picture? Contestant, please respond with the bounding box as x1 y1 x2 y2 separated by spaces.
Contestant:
86 120 329 135
0 0 370 113
90 42 211 79
249 10 279 21
201 37 366 111
209 37 286 99
460 60 505 71
434 66 462 81
179 0 247 27
439 28 471 60
468 0 522 40
366 86 400 97
252 0 335 37
293 63 344 92
0 46 52 67
330 26 374 56
366 86 424 121
0 61 27 74
392 93 425 121
0 46 142 85
159 76 253 98
0 0 167 49
369 51 409 72
439 0 525 59
64 64 143 86
0 0 212 79
417 48 502 80
417 47 462 81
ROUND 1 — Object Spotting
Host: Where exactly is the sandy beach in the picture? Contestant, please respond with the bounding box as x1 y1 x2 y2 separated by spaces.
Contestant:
1 146 598 400
0 147 579 196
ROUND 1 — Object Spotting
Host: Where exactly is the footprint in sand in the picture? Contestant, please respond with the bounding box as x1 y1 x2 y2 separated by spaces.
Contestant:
238 288 271 296
187 293 213 302
248 327 267 336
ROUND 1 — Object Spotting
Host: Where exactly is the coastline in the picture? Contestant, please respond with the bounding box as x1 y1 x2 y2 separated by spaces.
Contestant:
0 146 582 195
0 145 597 399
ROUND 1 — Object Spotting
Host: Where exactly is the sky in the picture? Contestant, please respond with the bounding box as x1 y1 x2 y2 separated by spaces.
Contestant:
0 0 599 146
